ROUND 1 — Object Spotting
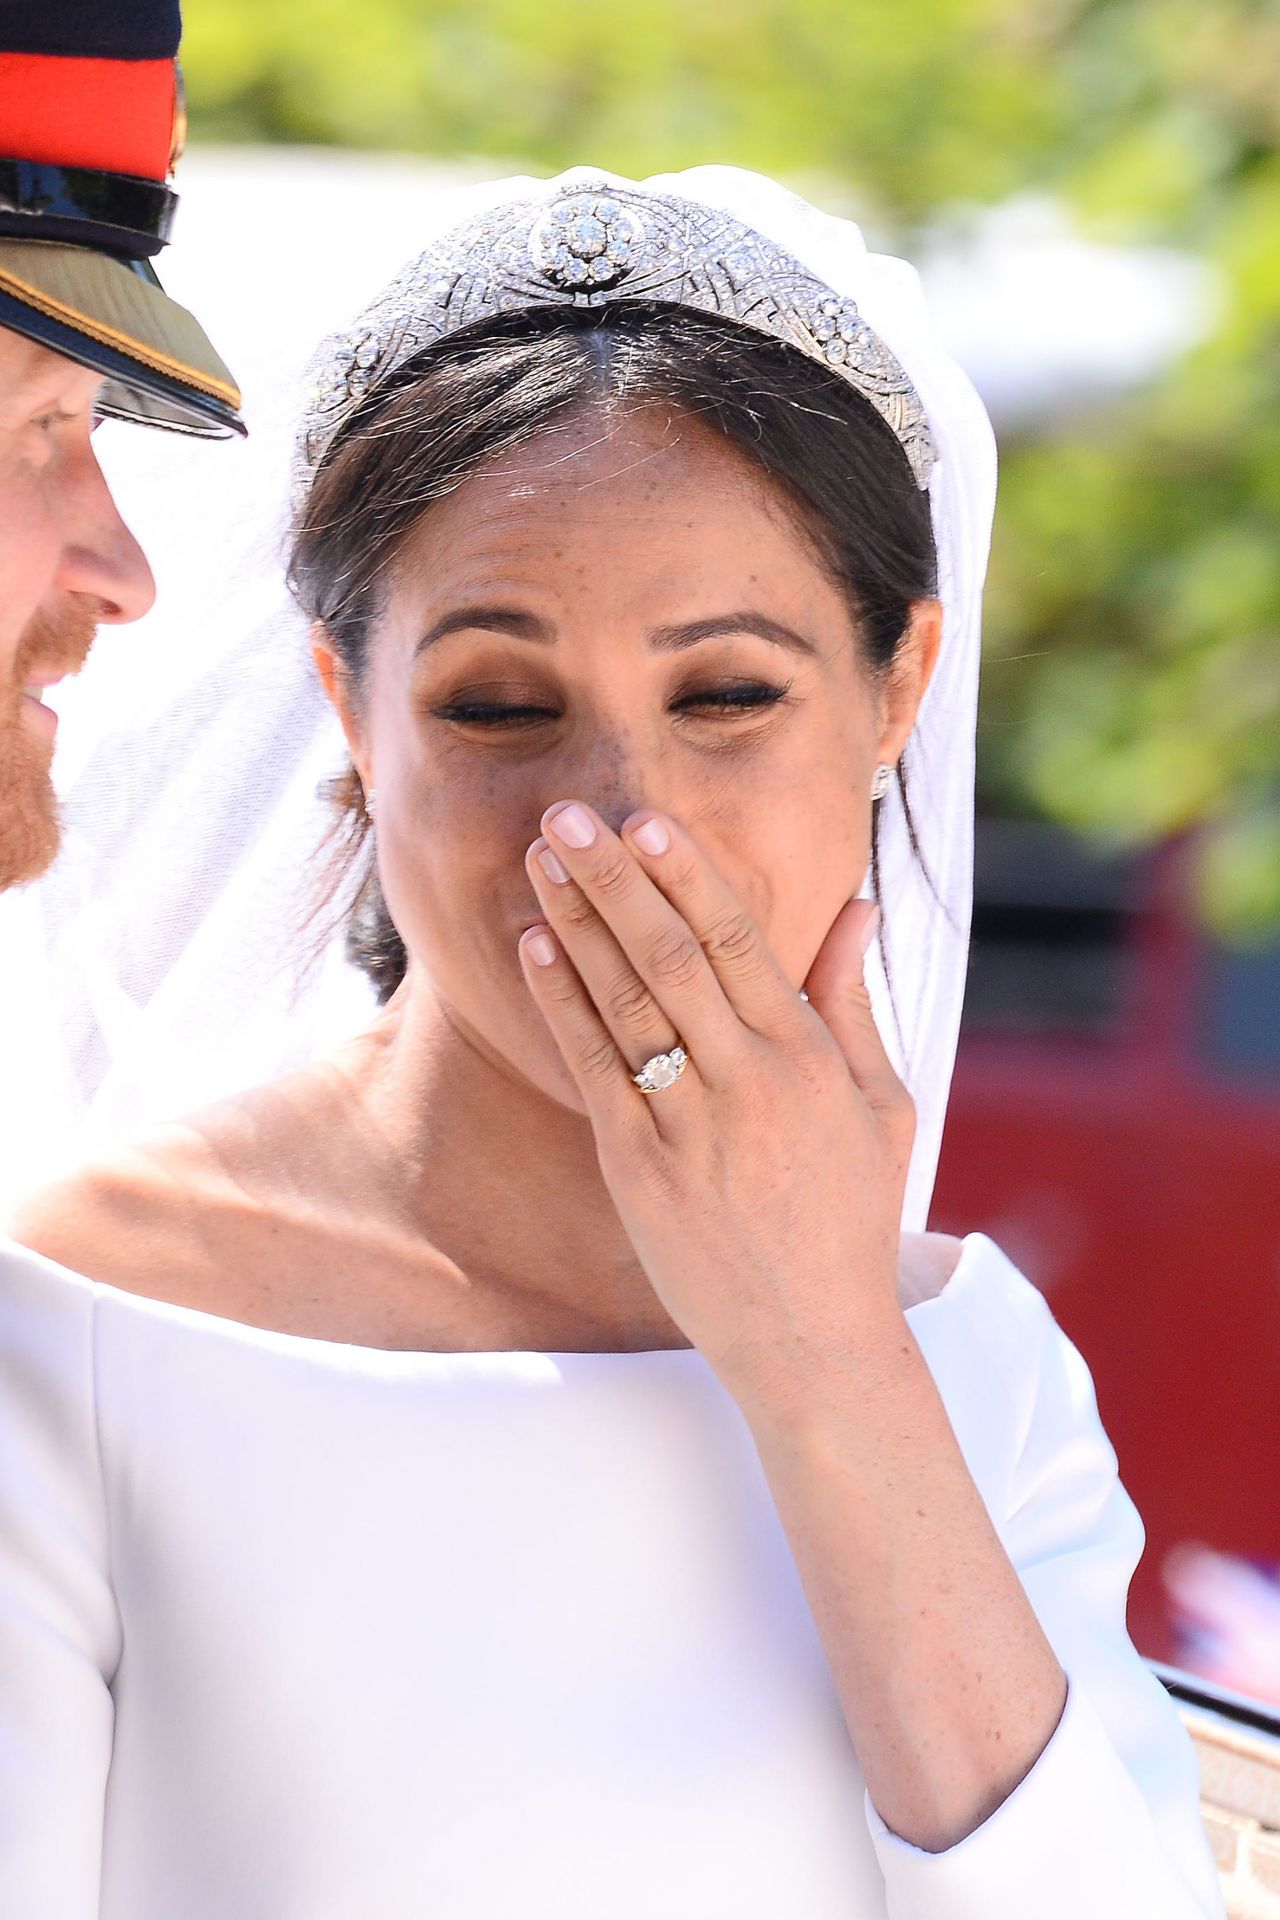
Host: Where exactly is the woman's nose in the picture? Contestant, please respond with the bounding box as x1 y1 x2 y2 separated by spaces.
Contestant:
52 440 156 624
560 706 694 825
565 735 670 838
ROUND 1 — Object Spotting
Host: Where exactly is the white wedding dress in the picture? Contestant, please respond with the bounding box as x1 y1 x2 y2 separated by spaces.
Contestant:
0 1230 1222 1918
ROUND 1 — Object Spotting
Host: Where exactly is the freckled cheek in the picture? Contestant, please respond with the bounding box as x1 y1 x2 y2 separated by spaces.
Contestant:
717 783 867 976
373 749 545 968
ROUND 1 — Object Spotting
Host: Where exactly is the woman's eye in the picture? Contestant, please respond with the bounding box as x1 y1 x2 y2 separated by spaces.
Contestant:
674 682 790 714
434 701 556 728
434 682 790 730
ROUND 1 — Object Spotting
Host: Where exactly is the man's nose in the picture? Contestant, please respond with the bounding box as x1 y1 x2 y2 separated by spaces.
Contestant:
53 441 156 624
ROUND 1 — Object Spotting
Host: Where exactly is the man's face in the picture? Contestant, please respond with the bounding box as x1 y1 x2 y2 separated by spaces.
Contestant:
0 328 155 889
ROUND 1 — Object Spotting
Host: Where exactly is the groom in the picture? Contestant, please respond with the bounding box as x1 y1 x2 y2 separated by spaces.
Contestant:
0 0 243 892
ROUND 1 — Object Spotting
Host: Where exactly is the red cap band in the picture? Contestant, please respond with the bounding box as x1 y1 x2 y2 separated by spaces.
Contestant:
0 52 177 182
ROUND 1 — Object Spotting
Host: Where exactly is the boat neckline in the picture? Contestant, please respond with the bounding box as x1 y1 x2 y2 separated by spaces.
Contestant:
4 1231 1003 1366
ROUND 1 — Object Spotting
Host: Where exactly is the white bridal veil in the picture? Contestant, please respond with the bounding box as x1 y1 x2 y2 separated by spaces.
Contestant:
0 165 996 1233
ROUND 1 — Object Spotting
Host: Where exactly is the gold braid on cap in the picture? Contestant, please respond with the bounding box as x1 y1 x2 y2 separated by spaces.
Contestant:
298 180 938 492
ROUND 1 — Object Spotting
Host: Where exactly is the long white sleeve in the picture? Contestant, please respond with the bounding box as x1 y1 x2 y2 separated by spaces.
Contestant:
867 1237 1224 1918
0 1245 118 1917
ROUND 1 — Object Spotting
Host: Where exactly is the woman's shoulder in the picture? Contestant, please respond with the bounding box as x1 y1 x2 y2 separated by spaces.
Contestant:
2 1062 432 1344
5 1088 295 1313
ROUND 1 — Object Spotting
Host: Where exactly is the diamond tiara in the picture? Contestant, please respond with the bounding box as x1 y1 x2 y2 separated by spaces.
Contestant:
298 180 938 491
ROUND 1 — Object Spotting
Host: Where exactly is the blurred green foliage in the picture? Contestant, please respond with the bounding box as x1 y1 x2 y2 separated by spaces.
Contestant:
185 0 1280 936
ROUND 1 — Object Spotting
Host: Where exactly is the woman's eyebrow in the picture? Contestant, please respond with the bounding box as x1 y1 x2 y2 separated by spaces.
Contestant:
415 606 552 654
648 613 820 657
416 607 819 658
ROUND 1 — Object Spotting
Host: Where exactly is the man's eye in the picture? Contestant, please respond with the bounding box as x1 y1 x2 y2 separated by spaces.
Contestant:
29 408 79 442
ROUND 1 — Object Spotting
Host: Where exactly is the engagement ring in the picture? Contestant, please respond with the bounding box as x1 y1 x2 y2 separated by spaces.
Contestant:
632 1046 689 1094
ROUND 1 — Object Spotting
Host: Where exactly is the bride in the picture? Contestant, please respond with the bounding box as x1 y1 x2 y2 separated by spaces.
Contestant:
0 168 1222 1917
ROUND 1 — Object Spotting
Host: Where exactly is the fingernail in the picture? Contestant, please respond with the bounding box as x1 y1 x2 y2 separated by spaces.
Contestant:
547 803 596 848
536 844 571 885
525 930 557 966
630 815 670 857
856 904 881 958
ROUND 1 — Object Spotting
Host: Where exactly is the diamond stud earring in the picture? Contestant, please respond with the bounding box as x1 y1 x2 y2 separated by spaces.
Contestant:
871 763 894 802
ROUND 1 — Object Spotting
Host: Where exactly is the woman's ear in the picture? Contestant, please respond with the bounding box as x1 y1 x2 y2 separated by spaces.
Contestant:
311 623 372 791
876 598 943 766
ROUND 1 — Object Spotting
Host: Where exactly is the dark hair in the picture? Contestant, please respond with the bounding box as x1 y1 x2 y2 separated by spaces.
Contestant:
290 303 938 1003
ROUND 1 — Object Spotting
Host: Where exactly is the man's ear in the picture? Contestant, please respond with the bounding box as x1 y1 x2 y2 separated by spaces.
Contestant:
876 598 943 766
311 623 372 790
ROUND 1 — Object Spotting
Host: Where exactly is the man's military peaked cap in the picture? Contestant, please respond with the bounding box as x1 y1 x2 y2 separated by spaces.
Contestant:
0 0 244 436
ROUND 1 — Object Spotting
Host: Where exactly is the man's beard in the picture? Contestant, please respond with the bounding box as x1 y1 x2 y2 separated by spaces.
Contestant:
0 603 99 891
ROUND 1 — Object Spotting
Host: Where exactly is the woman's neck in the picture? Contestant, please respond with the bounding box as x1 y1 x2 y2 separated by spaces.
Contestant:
332 978 689 1351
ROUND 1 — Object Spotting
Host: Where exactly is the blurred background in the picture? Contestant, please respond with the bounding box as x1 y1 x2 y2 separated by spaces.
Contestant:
58 0 1280 1693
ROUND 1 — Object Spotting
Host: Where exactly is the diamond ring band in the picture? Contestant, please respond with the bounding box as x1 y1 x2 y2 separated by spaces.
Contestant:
632 1046 689 1094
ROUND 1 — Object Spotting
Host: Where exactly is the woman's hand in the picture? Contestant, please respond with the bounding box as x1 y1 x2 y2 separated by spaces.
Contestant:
518 798 914 1412
520 797 1073 1856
